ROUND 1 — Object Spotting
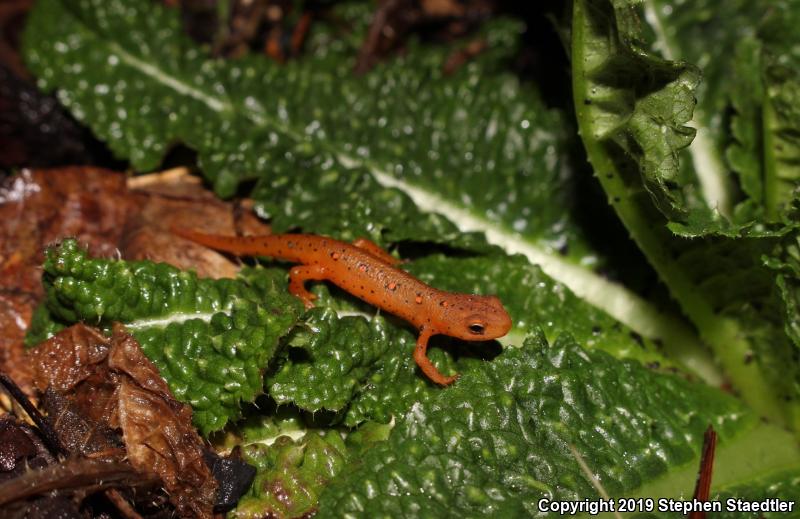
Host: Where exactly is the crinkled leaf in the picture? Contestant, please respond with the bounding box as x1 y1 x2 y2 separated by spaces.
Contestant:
229 415 393 519
281 276 493 428
267 253 701 428
406 254 690 366
30 324 218 517
765 230 800 348
268 304 475 427
640 0 800 221
318 332 800 516
340 333 466 428
29 324 110 392
349 252 718 422
572 0 800 430
21 0 708 361
251 153 494 252
108 326 218 518
266 307 430 416
234 431 348 519
29 245 699 442
31 239 301 434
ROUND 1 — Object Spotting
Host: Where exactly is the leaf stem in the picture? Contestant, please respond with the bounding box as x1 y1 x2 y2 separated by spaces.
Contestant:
572 0 787 425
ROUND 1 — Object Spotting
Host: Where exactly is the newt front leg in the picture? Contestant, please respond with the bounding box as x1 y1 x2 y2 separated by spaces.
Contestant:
288 264 328 309
414 328 458 386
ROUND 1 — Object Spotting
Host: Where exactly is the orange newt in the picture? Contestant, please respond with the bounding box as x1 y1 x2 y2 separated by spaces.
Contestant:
172 228 512 385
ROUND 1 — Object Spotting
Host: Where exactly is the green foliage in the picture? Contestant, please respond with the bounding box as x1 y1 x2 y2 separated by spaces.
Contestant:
268 253 685 428
22 0 711 366
251 152 495 252
23 0 586 259
25 304 65 346
318 332 797 516
230 415 392 519
266 307 419 414
29 245 682 438
31 239 302 434
639 0 800 221
572 0 800 430
19 0 800 514
36 241 678 437
340 334 461 428
235 431 349 519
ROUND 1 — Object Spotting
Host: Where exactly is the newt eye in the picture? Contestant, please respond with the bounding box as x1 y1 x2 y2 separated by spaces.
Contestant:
468 323 485 335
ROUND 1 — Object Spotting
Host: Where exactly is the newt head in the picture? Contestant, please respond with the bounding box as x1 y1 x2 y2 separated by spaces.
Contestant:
435 294 512 342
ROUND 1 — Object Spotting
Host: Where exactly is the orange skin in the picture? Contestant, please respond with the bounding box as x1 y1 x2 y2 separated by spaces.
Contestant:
172 228 513 385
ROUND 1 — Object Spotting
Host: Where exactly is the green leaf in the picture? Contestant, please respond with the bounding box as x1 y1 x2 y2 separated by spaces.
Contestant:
572 0 800 430
30 239 301 434
406 254 691 368
25 304 66 347
228 410 392 519
639 0 800 221
22 0 711 368
29 244 693 438
759 3 800 218
267 253 706 428
251 153 495 252
726 37 766 204
266 308 422 415
317 332 800 516
235 431 349 519
271 308 481 428
647 468 800 518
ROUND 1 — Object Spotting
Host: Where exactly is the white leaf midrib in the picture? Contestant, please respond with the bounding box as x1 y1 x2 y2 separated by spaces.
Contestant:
124 310 221 331
91 8 717 383
108 41 233 114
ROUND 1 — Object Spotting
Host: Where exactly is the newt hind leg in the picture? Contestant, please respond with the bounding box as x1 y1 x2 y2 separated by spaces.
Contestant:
414 329 459 386
288 264 327 309
352 238 402 266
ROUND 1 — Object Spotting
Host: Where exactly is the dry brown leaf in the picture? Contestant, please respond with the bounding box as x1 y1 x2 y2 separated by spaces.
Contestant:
109 325 216 519
123 169 270 278
30 324 111 393
0 167 132 390
30 323 218 518
26 321 219 517
120 219 241 279
0 415 54 482
41 388 124 459
0 292 36 395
